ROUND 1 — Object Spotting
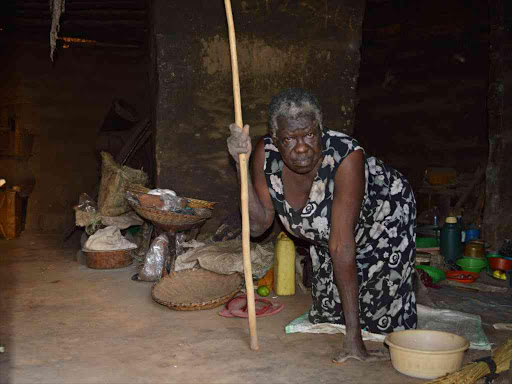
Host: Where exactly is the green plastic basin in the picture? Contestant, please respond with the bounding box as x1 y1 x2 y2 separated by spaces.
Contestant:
415 265 446 283
416 237 438 248
456 258 487 273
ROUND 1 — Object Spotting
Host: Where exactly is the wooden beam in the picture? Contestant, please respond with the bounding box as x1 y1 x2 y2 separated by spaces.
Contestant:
14 17 145 27
15 9 146 19
15 1 145 10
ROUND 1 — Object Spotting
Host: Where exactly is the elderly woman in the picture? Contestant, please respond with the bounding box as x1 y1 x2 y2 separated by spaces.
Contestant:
227 88 417 363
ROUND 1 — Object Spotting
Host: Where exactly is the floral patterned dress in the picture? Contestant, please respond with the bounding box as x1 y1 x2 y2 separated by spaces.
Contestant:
263 129 417 334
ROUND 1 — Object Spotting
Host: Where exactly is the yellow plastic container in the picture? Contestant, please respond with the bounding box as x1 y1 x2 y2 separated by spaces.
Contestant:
274 232 296 295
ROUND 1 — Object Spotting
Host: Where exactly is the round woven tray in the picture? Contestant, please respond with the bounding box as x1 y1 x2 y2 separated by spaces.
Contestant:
152 269 243 311
126 184 216 209
128 201 206 227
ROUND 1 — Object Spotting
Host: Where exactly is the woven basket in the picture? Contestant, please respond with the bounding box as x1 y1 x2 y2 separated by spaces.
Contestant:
82 249 133 269
151 269 243 311
128 201 205 227
126 184 151 194
126 184 216 209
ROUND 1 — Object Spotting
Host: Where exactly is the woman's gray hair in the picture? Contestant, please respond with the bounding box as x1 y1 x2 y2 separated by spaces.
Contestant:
268 88 323 139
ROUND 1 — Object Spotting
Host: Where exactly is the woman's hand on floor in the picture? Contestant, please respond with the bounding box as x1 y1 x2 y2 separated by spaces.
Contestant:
227 123 251 163
333 334 390 363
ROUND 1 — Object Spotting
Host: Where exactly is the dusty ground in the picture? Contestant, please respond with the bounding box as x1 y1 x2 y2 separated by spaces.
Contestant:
1 232 510 384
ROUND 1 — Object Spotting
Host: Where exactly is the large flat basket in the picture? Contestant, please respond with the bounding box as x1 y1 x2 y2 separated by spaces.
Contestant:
126 184 217 209
151 269 243 311
128 200 206 227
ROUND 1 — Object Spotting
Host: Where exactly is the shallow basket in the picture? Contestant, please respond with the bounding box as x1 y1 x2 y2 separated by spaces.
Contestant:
128 200 206 227
82 249 133 269
151 269 243 311
126 184 216 209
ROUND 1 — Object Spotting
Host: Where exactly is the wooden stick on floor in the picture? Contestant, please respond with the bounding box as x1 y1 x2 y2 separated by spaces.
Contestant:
224 0 259 351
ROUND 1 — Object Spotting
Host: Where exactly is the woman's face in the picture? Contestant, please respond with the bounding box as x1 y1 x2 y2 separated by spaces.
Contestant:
276 113 323 174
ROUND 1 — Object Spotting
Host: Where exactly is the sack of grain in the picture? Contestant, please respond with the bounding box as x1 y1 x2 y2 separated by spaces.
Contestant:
97 152 148 216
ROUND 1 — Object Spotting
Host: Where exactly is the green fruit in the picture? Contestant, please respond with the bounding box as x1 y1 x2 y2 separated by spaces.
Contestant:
257 285 270 297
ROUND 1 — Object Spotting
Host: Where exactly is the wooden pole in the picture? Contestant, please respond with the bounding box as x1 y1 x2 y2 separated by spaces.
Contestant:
224 0 259 351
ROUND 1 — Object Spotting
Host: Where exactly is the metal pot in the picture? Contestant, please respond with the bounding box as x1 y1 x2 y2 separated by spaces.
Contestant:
464 241 485 259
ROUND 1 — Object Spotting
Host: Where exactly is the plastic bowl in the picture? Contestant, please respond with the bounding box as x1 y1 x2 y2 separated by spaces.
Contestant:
385 330 469 379
415 265 445 283
456 257 487 273
416 237 438 248
445 270 480 284
488 256 512 271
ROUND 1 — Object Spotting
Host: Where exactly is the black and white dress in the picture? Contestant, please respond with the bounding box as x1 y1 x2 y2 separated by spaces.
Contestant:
263 129 417 334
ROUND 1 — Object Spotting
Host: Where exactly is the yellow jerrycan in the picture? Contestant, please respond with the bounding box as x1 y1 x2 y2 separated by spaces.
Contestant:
274 232 296 295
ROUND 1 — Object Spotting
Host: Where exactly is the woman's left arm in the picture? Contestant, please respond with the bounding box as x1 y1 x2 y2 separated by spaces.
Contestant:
329 150 389 363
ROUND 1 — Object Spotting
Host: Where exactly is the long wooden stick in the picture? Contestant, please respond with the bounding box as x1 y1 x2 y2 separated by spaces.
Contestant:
224 0 259 351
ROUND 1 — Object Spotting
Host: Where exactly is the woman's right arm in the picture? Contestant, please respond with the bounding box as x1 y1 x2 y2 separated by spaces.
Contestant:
227 124 275 236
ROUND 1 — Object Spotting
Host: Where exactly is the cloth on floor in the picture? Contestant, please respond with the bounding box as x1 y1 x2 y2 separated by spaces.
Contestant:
174 239 274 279
285 304 491 350
83 225 137 251
417 305 490 350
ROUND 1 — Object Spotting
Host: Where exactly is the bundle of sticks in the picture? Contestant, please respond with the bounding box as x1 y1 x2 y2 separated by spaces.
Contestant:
427 337 512 384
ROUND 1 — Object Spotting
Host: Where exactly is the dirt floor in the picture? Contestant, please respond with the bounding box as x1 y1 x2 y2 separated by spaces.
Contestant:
0 232 511 384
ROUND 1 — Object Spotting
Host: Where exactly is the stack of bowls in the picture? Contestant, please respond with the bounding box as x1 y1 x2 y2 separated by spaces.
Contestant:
487 252 512 272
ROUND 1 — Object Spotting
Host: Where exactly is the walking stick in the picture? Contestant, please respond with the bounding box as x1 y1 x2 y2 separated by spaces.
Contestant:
224 0 259 351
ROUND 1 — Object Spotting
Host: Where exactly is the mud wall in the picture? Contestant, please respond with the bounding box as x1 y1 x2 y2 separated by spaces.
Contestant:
483 0 512 249
150 0 365 232
355 0 490 193
0 40 149 233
